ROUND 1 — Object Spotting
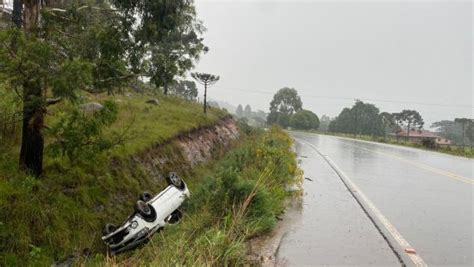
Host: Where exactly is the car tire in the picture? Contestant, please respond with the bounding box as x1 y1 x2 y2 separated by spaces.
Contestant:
139 191 153 202
167 209 183 224
134 200 155 221
166 172 185 190
103 223 117 236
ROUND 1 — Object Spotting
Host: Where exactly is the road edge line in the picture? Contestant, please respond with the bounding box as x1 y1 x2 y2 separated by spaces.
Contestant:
298 138 427 267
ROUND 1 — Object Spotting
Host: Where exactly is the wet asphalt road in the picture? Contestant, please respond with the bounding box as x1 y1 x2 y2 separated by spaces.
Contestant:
277 132 473 267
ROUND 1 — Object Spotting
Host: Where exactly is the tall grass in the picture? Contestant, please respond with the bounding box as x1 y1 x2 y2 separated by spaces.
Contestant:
0 91 298 266
90 127 300 266
0 92 227 266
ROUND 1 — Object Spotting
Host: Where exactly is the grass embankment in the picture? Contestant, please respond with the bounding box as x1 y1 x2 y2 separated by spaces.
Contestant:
308 131 474 158
0 89 299 265
92 127 300 266
0 92 227 265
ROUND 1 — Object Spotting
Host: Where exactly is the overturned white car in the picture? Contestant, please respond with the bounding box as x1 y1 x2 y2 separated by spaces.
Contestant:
101 172 190 254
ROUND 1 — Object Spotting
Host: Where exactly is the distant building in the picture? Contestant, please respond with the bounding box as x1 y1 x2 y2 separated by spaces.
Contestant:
394 129 452 146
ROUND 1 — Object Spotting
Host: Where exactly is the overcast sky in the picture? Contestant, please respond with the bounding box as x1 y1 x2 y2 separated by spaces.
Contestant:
193 0 472 126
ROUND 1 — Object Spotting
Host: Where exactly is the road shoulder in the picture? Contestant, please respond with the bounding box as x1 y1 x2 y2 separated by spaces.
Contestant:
276 138 401 266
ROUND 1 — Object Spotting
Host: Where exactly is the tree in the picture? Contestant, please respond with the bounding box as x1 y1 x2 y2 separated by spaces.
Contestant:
290 110 320 130
394 110 424 141
328 101 383 136
1 1 132 176
351 100 382 136
267 87 302 128
329 108 352 133
253 116 267 128
379 112 398 139
191 72 220 114
113 0 207 95
244 104 252 118
319 115 331 132
454 118 472 147
253 110 267 120
431 120 463 144
235 104 243 117
170 80 198 100
207 100 220 108
1 0 206 176
466 121 474 148
276 113 291 128
12 0 22 28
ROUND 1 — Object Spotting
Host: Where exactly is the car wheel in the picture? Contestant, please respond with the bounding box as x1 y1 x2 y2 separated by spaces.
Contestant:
167 209 183 224
134 200 155 220
139 191 153 202
166 172 185 190
103 223 117 236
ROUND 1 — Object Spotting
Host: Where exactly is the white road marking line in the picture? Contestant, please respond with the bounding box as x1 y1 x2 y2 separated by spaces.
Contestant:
299 138 428 267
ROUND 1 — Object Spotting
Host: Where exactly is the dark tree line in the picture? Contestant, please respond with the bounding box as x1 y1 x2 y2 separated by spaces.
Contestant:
329 100 385 136
432 118 473 147
328 101 425 140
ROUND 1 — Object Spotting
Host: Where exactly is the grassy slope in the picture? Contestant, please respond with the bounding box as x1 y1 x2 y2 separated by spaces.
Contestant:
89 127 299 266
47 94 228 157
0 91 299 266
307 131 474 158
0 93 227 265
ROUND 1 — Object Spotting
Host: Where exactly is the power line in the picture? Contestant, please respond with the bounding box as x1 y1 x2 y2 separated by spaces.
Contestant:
212 86 473 109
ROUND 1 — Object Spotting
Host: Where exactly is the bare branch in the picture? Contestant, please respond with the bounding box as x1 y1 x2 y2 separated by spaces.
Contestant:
46 97 62 106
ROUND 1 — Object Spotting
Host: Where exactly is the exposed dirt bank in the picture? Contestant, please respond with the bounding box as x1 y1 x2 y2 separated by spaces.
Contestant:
129 116 240 182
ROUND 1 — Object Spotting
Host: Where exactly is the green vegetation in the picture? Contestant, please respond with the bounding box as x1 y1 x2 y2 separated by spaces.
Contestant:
191 72 221 114
266 87 319 130
0 81 299 265
432 118 474 147
0 89 228 266
169 80 199 101
92 127 300 266
1 0 207 176
289 110 320 130
267 87 303 128
393 110 424 140
1 3 300 264
326 100 473 155
328 100 385 136
234 104 267 128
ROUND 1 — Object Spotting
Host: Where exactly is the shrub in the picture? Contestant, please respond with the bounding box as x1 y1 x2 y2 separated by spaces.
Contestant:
0 84 21 150
290 109 319 130
126 126 300 266
46 101 121 163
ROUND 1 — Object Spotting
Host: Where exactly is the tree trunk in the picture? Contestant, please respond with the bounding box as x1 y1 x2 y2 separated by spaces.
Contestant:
19 82 44 177
23 0 40 31
12 0 23 27
406 122 411 142
203 83 207 114
16 0 43 176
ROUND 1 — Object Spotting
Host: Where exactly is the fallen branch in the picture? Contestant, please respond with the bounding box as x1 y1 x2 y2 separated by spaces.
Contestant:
46 97 62 106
